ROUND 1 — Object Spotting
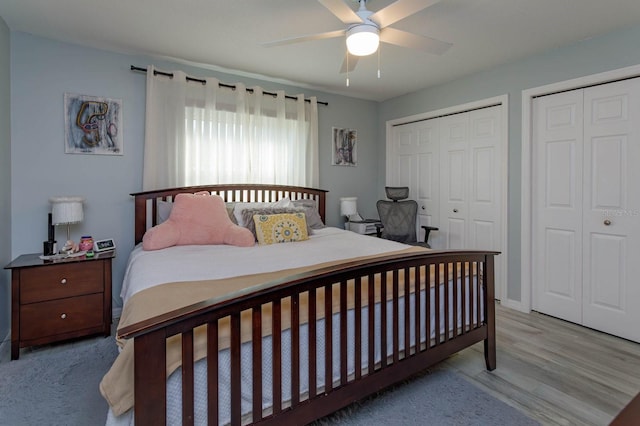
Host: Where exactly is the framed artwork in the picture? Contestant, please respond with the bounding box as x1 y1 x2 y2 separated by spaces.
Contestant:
64 93 123 155
331 127 357 166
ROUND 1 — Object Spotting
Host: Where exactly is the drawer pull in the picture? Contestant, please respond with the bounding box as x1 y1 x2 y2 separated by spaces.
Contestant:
60 313 67 319
60 278 67 285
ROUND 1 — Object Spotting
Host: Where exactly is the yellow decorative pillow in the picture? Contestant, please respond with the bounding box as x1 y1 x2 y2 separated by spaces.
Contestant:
253 213 309 245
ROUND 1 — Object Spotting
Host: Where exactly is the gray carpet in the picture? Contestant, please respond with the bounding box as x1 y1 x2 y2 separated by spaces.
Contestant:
317 369 539 426
0 336 118 426
0 337 538 426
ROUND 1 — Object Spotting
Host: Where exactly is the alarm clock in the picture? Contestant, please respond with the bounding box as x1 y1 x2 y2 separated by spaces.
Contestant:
93 238 116 252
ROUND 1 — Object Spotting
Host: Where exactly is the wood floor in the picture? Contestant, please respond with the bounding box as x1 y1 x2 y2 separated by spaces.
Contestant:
437 303 640 425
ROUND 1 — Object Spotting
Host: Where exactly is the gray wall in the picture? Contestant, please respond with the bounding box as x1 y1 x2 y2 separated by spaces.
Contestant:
378 24 640 304
0 18 11 349
8 32 380 316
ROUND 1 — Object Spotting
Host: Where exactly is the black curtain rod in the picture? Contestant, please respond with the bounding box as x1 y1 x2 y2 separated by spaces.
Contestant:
131 65 328 106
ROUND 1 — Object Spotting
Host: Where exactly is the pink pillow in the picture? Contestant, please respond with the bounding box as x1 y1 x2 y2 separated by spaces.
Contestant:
142 192 255 250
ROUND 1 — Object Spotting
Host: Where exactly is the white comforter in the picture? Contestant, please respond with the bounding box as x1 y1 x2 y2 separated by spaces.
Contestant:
120 227 410 304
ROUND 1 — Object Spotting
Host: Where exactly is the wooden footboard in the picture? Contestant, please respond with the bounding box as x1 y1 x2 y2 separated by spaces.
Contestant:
119 249 497 426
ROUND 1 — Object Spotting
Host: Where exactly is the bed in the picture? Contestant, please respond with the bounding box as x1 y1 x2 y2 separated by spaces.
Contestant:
101 184 498 426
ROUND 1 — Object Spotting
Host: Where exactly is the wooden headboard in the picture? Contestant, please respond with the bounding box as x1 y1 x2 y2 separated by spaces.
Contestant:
130 184 328 244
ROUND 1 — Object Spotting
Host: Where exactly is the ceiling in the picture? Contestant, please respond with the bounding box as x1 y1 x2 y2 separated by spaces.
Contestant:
2 0 640 101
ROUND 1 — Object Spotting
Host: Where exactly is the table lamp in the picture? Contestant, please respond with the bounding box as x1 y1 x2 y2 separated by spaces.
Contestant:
50 196 84 251
339 197 358 229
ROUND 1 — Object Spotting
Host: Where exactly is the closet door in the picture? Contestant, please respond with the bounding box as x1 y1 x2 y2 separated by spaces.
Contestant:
532 78 640 342
468 107 502 254
388 104 504 298
439 113 469 249
582 79 640 342
389 120 440 242
439 106 502 252
532 90 584 324
414 120 440 242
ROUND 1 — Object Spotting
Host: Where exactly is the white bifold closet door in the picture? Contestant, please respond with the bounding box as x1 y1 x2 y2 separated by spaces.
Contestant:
389 105 503 297
532 78 640 343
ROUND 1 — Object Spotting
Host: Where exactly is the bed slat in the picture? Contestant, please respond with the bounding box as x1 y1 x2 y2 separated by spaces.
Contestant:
308 289 317 399
230 314 241 425
339 281 348 386
207 322 219 425
252 307 263 421
291 294 300 407
272 301 282 415
354 277 362 380
367 273 375 376
324 284 333 393
181 330 195 426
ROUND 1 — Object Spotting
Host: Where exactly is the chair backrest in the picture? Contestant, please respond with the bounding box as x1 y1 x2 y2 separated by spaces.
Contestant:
376 196 418 244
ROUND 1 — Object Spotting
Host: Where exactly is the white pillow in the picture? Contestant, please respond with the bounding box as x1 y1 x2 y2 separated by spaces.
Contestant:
233 197 293 227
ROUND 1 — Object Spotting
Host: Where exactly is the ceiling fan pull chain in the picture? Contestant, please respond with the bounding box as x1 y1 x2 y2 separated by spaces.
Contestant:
346 50 350 87
377 47 381 79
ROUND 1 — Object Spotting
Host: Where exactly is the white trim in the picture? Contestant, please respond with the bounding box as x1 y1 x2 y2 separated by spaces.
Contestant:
520 63 640 313
385 94 509 303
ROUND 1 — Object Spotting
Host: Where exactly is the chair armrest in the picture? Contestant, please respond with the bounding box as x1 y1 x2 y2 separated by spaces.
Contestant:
420 225 438 244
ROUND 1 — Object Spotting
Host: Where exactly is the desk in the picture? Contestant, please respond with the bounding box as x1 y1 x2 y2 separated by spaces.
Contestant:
347 219 381 235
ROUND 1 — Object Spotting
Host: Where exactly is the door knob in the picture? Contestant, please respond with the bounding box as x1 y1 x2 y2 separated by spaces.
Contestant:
421 206 425 210
604 219 611 226
453 209 458 213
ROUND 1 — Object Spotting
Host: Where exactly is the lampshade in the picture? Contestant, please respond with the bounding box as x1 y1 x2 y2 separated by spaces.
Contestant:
346 24 379 56
50 196 84 225
340 197 358 217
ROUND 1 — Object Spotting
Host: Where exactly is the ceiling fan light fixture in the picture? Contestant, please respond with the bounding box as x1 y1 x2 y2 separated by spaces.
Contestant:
346 24 380 56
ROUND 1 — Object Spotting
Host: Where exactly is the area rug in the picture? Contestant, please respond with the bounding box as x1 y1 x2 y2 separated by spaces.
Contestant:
0 337 537 425
315 369 539 426
0 336 118 426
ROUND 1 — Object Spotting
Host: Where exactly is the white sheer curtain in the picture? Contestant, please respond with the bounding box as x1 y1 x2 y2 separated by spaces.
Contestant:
143 65 319 191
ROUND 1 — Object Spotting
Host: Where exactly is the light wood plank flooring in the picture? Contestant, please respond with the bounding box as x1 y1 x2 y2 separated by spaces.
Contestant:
437 303 640 425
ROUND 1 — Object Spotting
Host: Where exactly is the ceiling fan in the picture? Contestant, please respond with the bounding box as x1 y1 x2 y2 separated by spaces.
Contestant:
262 0 452 74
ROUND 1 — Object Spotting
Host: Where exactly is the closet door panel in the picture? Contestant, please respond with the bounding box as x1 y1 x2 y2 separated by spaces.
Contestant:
468 107 501 247
582 79 640 342
396 154 413 188
416 121 440 240
440 114 468 249
532 90 584 323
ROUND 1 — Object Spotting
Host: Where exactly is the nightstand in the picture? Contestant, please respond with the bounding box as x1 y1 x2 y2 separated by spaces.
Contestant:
4 251 114 360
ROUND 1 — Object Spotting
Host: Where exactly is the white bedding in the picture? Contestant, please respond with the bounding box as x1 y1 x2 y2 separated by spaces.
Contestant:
120 227 411 304
106 227 481 425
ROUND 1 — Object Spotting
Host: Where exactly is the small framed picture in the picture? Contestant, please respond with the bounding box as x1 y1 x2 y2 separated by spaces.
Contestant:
332 127 357 166
64 93 123 155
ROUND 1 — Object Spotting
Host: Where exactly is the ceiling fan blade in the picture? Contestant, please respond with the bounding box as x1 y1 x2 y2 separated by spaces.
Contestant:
369 0 442 28
380 27 452 55
318 0 363 24
262 29 346 48
339 52 360 73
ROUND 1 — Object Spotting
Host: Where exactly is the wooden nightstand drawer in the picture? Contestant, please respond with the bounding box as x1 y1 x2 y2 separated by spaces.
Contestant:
5 251 114 359
20 261 103 304
20 293 104 341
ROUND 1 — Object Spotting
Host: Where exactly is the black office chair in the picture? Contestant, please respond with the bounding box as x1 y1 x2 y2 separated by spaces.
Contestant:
376 186 438 248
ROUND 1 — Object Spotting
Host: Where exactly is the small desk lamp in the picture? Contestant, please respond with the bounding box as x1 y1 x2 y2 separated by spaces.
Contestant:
50 196 84 246
339 197 358 229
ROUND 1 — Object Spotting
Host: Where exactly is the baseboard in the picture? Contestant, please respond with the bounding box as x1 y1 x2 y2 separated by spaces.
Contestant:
500 298 529 313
